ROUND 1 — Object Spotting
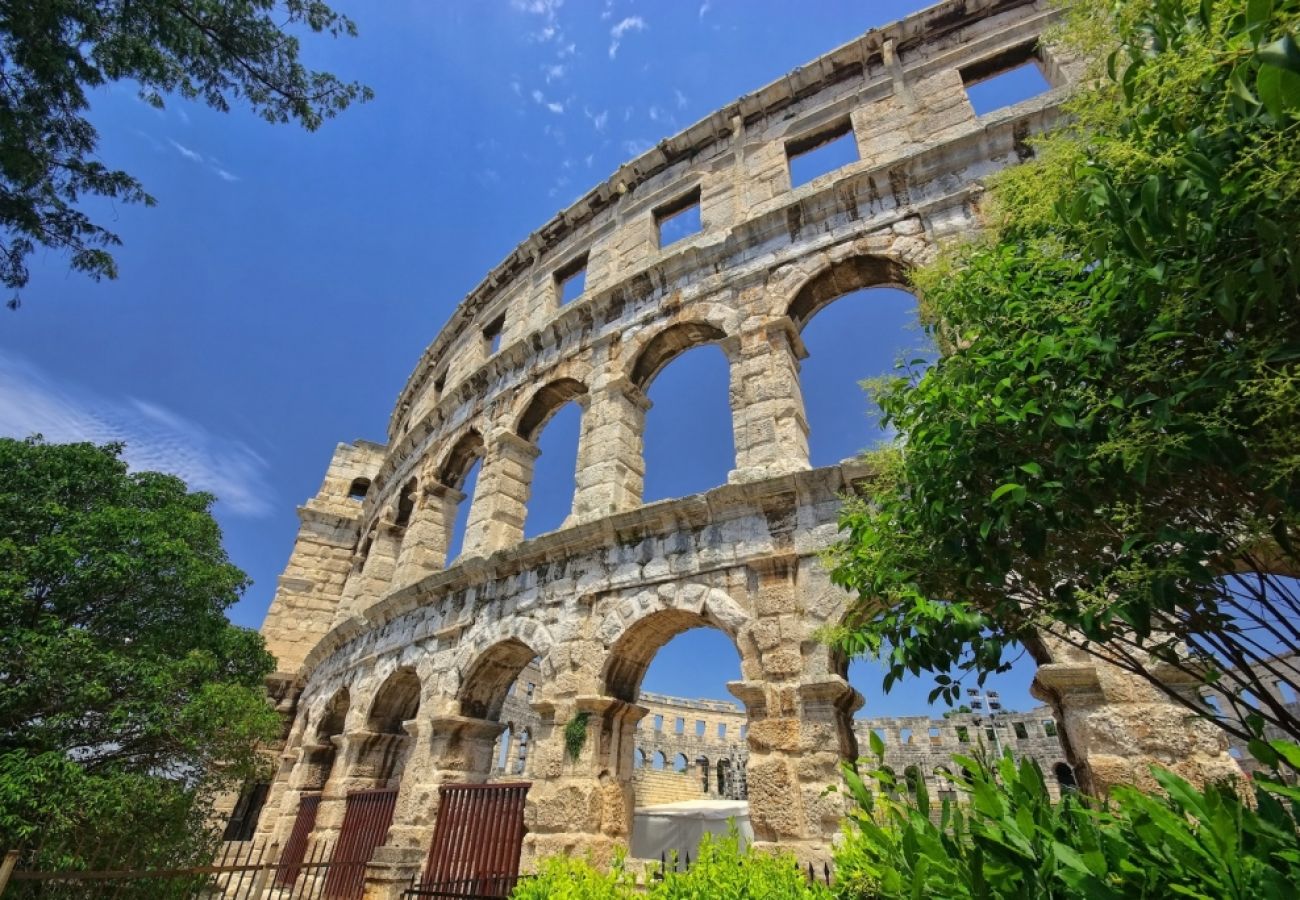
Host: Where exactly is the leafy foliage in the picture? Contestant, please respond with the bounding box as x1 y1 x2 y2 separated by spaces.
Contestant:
512 831 831 900
828 0 1300 744
565 711 591 761
831 739 1300 899
0 0 371 307
0 437 279 872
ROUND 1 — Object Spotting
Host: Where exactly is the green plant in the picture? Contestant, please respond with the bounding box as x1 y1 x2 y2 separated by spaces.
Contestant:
0 438 279 875
512 828 831 899
828 0 1300 745
565 711 591 761
832 734 1300 899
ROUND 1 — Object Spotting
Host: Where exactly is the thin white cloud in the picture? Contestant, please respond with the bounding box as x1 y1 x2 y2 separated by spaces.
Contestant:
648 105 665 122
168 138 203 163
608 16 646 59
558 42 577 57
532 88 545 103
699 2 712 19
585 107 609 132
213 167 240 182
0 352 274 517
622 137 652 157
675 89 688 109
177 107 191 125
546 101 565 114
543 63 566 83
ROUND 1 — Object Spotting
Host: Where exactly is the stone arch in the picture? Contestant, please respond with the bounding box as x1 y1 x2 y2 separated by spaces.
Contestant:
698 755 710 793
436 429 486 489
653 751 666 770
634 748 647 769
629 321 729 391
784 254 911 332
1054 761 1077 792
298 687 350 792
903 764 922 794
673 752 688 774
347 477 371 500
598 587 750 704
394 477 417 528
366 666 421 734
458 637 541 721
516 377 588 442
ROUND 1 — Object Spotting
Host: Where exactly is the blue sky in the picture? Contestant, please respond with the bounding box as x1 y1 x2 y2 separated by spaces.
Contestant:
0 0 1048 718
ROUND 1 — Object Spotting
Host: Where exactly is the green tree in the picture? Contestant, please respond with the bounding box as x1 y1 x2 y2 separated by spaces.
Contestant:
828 0 1300 747
0 437 279 873
0 0 371 308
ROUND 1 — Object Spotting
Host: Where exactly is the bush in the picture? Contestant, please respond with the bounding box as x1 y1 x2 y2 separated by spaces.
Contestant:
831 735 1300 899
513 830 831 900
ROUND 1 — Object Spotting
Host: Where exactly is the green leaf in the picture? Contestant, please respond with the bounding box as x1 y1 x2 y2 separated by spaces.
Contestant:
1019 462 1043 477
990 483 1023 502
1259 34 1300 74
1246 0 1273 43
1257 62 1300 116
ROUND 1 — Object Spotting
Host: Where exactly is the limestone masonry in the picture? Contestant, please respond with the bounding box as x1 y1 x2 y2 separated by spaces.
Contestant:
249 1 1239 891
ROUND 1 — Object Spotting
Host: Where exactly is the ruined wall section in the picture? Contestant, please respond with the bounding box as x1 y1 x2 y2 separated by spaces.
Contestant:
261 440 386 675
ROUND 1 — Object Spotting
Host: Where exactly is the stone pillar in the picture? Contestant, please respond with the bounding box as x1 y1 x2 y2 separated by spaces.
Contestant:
460 430 540 560
521 695 647 871
334 522 403 624
729 676 859 869
570 377 651 523
728 318 811 484
1032 640 1239 795
391 484 463 588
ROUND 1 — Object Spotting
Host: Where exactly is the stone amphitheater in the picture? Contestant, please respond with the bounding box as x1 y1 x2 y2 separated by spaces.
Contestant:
244 0 1239 891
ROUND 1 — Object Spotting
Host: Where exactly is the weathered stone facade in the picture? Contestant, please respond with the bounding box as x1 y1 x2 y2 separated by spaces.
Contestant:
248 0 1239 892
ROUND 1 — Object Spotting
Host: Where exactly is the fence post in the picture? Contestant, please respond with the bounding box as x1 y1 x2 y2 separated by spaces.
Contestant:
0 849 19 895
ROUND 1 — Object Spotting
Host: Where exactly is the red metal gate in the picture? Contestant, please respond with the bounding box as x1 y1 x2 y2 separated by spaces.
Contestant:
275 792 322 886
322 788 398 899
414 782 530 897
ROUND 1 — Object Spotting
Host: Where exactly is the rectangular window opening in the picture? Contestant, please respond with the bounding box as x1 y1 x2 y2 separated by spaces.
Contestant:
961 44 1052 117
555 254 588 306
956 725 970 743
928 726 942 745
654 714 663 732
1042 719 1058 738
786 118 858 188
695 720 705 738
899 727 912 745
675 716 685 735
1013 722 1028 740
483 314 506 356
655 188 702 248
717 723 726 740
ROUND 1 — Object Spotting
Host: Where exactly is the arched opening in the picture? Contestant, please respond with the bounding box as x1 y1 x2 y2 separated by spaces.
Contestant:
1054 762 1077 793
517 379 586 538
903 765 921 795
633 323 735 502
301 688 350 792
495 724 514 772
355 668 422 788
438 430 485 565
790 257 932 467
634 748 647 770
459 638 539 721
606 609 749 859
347 478 370 501
394 478 416 528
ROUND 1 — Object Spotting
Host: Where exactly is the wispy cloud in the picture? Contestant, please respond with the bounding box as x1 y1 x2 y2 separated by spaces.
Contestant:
675 89 688 109
609 16 647 59
543 63 566 83
532 89 565 114
699 2 712 19
168 138 203 163
214 168 240 183
622 137 652 157
0 352 274 517
585 107 609 132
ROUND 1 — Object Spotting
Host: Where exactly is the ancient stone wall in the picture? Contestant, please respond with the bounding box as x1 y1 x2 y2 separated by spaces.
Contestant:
251 1 1239 892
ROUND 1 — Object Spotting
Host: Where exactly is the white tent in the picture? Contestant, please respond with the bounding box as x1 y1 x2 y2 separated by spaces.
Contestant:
630 800 752 862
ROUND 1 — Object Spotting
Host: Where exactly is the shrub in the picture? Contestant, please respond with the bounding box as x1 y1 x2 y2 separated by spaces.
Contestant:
831 734 1300 899
513 829 831 900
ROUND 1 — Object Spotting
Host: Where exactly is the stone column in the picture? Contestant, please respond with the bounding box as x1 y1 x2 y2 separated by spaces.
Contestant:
570 377 651 523
521 695 647 871
1033 641 1239 795
729 676 859 869
391 484 463 589
460 430 540 560
728 318 811 484
364 715 505 898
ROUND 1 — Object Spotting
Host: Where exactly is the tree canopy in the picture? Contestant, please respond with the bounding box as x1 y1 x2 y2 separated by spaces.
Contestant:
0 0 371 308
829 0 1300 746
0 437 279 870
